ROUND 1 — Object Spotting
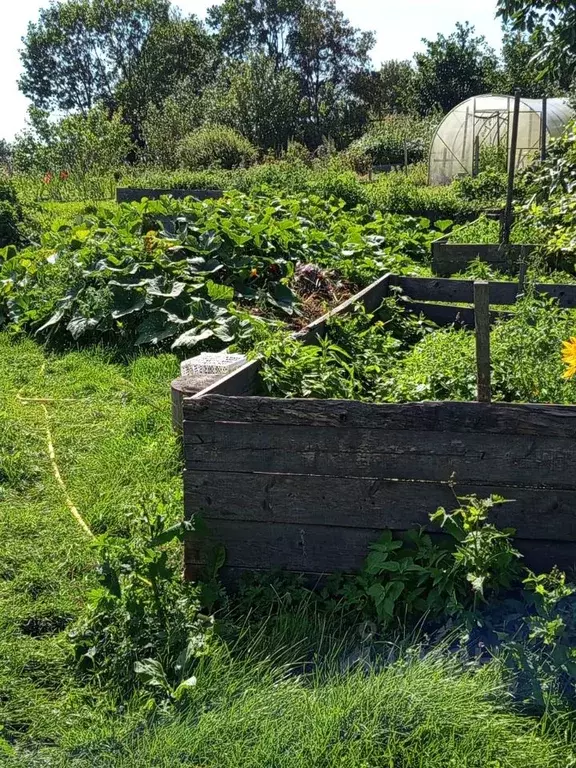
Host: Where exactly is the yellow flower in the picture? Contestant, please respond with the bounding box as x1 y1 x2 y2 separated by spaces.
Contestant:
561 337 576 379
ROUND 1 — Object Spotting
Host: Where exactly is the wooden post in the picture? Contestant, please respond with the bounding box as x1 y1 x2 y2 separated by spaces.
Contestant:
502 89 521 246
474 280 491 403
517 246 528 298
540 96 548 162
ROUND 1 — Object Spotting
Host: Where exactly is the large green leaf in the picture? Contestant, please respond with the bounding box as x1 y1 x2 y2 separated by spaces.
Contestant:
206 280 234 303
67 315 99 340
147 277 186 299
171 327 215 349
135 312 179 346
110 286 146 319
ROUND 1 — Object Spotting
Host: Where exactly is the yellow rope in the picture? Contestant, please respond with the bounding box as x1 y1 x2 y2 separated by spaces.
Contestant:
18 385 153 587
40 403 94 538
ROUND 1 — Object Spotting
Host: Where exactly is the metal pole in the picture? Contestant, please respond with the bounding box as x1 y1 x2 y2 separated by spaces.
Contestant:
404 140 408 175
501 89 521 246
473 134 480 177
540 96 548 162
474 280 491 403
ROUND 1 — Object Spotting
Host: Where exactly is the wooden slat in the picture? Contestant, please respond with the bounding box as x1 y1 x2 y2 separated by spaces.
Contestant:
395 276 576 308
533 282 576 308
190 360 261 398
184 470 576 541
474 280 491 402
183 396 576 437
432 243 535 277
405 301 509 327
183 422 576 488
184 520 576 574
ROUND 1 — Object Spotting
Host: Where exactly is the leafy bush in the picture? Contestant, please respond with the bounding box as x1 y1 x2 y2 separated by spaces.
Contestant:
0 177 25 248
178 124 258 170
13 105 132 178
454 169 508 205
367 171 478 221
71 492 212 699
348 114 439 166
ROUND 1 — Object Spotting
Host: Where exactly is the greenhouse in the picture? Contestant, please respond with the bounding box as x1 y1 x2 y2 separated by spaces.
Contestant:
428 94 574 185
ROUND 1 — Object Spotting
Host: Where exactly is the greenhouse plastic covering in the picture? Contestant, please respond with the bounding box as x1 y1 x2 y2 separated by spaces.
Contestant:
429 94 574 185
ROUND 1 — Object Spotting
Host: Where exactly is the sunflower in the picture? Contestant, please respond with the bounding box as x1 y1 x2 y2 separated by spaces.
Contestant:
561 337 576 379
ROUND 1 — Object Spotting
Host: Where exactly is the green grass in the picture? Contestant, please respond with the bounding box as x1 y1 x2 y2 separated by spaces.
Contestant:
1 333 575 766
24 638 574 768
0 333 180 749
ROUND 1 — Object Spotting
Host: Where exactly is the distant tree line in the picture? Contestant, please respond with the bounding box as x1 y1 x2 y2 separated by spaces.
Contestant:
12 0 575 168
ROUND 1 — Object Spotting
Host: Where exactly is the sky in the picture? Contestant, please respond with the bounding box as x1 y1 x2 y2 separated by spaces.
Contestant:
0 0 504 142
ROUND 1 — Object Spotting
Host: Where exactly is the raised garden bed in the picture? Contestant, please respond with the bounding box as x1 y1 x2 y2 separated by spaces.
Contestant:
116 187 223 203
174 274 576 581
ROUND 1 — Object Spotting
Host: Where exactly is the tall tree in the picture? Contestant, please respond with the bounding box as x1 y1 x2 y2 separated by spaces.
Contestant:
208 0 374 146
497 1 576 81
204 55 300 150
500 27 572 97
19 0 214 137
207 0 301 67
414 22 500 114
351 61 417 118
289 0 374 144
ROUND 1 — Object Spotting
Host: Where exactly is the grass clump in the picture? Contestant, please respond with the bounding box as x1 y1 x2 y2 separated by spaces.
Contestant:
33 642 574 768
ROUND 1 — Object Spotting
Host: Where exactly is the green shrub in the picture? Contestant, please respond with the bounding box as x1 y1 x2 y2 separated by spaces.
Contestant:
283 140 311 165
178 124 258 170
0 177 24 247
454 169 508 205
367 171 477 221
349 114 439 166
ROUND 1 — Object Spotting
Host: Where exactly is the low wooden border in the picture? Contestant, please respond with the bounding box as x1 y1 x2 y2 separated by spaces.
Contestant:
431 240 536 277
116 188 223 203
175 273 576 580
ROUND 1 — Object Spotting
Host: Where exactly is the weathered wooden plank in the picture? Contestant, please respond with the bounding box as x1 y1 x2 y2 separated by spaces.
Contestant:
295 274 391 343
171 374 223 431
191 360 261 398
395 276 576 308
183 396 576 437
432 243 536 277
533 282 576 308
183 422 576 488
116 187 223 203
184 470 576 541
184 520 576 574
405 301 509 327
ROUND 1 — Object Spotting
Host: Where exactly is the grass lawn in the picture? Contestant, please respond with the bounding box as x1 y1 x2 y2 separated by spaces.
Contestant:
1 332 574 767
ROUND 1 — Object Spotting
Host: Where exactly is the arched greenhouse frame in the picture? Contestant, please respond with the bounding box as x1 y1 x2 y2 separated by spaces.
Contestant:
428 94 574 186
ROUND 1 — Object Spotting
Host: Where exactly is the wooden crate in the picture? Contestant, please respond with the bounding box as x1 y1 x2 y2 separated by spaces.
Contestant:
176 274 576 580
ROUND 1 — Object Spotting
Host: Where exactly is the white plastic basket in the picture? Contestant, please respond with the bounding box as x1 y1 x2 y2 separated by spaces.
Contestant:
180 351 247 378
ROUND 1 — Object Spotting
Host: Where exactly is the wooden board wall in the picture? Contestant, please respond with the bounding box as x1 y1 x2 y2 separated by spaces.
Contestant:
183 396 576 579
431 243 535 277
